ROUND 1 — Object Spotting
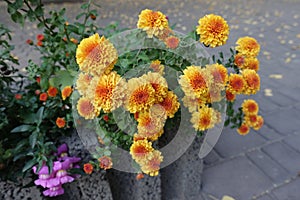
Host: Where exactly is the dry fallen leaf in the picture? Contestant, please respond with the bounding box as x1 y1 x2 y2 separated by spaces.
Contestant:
264 89 273 96
269 74 283 79
222 195 235 200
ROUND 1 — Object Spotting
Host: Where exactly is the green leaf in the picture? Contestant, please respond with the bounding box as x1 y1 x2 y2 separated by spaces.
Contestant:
11 11 24 26
29 131 38 149
49 70 76 89
22 159 37 173
80 3 89 9
35 107 44 125
11 124 34 133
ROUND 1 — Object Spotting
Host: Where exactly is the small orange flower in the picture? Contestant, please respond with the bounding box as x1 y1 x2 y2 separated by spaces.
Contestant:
90 14 96 20
70 38 78 44
164 36 180 49
103 115 109 122
47 86 58 97
56 117 66 128
36 76 41 84
37 34 44 41
136 173 144 180
37 41 43 46
98 156 113 170
26 39 33 45
83 163 93 174
61 86 72 100
225 90 235 102
35 90 41 95
39 92 48 101
15 94 22 100
237 123 250 135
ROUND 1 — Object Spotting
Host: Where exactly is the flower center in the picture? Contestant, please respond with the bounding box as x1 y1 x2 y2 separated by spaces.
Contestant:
40 174 51 180
56 169 67 177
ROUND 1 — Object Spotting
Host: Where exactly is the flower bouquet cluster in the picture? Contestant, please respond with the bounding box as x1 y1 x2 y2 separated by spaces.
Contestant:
74 8 264 178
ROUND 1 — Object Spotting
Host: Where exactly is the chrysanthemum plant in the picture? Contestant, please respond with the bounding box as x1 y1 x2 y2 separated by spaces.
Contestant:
74 9 264 177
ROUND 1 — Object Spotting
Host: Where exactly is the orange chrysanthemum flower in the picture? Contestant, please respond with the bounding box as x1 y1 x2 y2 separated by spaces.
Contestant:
61 86 72 100
244 57 260 71
179 66 211 98
136 173 145 180
244 114 258 128
235 36 260 57
225 89 236 102
140 150 163 176
47 86 58 97
157 28 174 41
242 69 260 95
93 71 126 113
191 106 218 131
126 78 156 113
77 97 98 119
237 123 250 135
56 117 66 128
76 73 93 96
83 163 93 174
39 92 48 102
196 14 229 48
137 9 169 38
149 60 164 75
234 54 246 68
242 99 259 115
159 91 180 118
227 74 245 94
130 139 154 162
76 33 118 76
253 115 264 130
164 36 180 49
142 72 168 103
98 156 113 170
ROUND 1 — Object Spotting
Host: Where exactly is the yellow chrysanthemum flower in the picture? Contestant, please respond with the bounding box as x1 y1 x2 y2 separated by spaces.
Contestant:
179 66 212 99
77 97 98 119
142 72 168 103
137 9 169 38
242 69 260 95
76 33 118 76
140 150 163 176
253 115 264 131
234 54 246 68
191 106 218 131
149 60 165 75
237 123 250 135
235 36 260 57
130 139 154 162
93 71 126 113
126 78 156 113
196 14 230 48
182 96 205 113
76 72 93 96
159 91 180 118
227 74 245 94
242 99 259 115
137 111 165 141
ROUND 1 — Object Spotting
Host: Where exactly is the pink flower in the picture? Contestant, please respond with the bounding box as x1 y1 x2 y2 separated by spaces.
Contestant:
32 165 55 188
43 185 64 197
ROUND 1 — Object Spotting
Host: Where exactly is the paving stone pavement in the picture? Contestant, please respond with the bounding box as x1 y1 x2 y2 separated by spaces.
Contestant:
1 0 300 199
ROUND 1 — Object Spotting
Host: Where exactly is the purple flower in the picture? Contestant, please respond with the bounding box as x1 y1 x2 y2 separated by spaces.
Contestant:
32 165 55 188
56 143 69 159
43 184 64 197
